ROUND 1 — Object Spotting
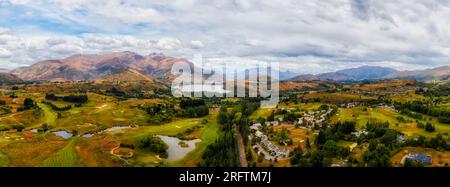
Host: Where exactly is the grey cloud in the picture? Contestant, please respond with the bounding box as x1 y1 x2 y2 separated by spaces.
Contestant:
350 0 371 20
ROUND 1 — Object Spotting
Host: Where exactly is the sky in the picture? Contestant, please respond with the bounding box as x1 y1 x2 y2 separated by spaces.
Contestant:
0 0 450 74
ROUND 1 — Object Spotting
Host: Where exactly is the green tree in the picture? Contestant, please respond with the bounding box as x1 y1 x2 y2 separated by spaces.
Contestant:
425 123 435 132
41 123 49 132
306 137 311 149
23 98 36 110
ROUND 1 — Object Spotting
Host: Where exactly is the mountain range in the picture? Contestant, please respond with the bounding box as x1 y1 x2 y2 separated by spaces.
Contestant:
289 65 450 82
0 51 448 83
0 73 22 84
10 51 193 82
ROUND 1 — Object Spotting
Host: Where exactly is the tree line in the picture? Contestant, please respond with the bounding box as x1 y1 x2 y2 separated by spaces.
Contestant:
200 100 259 167
45 93 88 103
395 101 450 124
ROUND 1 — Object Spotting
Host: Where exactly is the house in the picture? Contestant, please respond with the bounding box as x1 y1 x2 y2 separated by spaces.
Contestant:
255 131 264 138
250 123 262 130
277 149 289 157
297 118 304 125
404 152 432 164
342 102 358 108
397 135 407 143
265 121 279 126
351 130 368 137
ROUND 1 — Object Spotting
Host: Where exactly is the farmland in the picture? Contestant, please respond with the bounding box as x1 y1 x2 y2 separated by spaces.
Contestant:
0 79 448 167
0 84 221 167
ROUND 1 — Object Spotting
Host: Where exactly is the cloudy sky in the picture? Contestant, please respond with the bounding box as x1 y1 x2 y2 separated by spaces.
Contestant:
0 0 450 74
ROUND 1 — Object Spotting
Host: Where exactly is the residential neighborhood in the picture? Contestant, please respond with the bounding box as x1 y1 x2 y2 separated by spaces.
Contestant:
296 108 335 128
249 122 290 161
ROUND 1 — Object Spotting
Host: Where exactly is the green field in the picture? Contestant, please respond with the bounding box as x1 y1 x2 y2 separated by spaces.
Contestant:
0 79 448 167
249 108 274 120
337 140 354 148
389 92 428 103
41 138 78 167
249 103 322 120
333 107 450 138
279 103 322 111
169 111 220 166
0 151 9 166
37 103 57 128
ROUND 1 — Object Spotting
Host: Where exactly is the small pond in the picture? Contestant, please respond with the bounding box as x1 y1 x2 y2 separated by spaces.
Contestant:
53 131 73 139
158 135 201 161
82 133 94 138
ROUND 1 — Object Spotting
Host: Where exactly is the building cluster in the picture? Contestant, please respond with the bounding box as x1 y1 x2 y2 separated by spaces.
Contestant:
296 108 334 128
249 123 290 161
402 152 432 165
351 130 368 137
340 102 359 108
376 104 396 110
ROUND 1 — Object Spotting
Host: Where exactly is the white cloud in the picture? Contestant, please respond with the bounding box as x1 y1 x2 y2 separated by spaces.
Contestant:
189 40 203 49
46 38 67 46
0 27 10 35
0 0 449 71
0 48 12 58
0 34 16 45
152 38 182 51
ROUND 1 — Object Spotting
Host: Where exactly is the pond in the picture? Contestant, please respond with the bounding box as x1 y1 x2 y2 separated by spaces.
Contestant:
158 135 201 161
53 131 73 139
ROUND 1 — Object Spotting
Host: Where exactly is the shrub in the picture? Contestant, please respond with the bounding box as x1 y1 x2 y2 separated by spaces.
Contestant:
24 98 36 110
138 136 168 158
13 124 25 132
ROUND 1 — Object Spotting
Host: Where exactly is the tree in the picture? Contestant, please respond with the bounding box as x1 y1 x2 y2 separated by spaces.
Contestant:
276 128 290 145
267 111 275 121
246 148 253 162
322 140 338 157
13 124 25 132
319 104 329 111
23 98 35 110
41 123 49 132
425 123 435 132
201 101 259 167
310 151 327 167
217 107 231 125
306 137 311 149
362 143 391 167
290 145 304 166
404 159 424 167
315 131 327 146
139 136 169 158
257 153 264 163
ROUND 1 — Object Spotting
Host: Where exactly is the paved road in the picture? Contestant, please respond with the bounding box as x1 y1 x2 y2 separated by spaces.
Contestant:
237 131 248 167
